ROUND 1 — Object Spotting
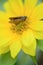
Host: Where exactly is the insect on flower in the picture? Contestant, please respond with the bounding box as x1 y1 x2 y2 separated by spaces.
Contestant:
40 18 43 21
9 16 27 25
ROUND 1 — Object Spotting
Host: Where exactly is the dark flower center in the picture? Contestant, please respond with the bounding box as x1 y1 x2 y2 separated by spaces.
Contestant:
9 16 28 34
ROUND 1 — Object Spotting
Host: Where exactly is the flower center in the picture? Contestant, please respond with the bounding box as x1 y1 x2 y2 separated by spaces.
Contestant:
9 16 29 34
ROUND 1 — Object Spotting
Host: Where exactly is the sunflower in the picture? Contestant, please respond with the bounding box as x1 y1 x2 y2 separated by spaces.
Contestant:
0 0 43 58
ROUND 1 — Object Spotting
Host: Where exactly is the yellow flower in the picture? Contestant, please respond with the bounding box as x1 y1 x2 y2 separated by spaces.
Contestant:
0 0 43 58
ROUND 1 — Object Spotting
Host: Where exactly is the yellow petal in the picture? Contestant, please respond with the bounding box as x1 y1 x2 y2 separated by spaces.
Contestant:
24 0 37 16
10 34 21 58
0 11 15 23
4 2 17 17
0 11 8 22
0 29 14 55
22 39 36 56
33 31 43 39
29 21 43 31
21 29 36 56
0 45 9 55
29 3 43 31
0 11 16 54
30 3 43 21
4 2 12 13
9 0 24 16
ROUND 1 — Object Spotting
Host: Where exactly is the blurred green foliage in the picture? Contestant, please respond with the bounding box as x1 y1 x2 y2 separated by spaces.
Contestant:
0 0 7 11
0 52 16 65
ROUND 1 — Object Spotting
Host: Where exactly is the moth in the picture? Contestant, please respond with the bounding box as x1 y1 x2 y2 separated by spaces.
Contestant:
9 16 27 25
40 18 43 21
